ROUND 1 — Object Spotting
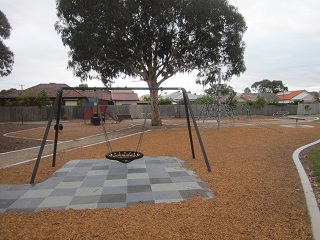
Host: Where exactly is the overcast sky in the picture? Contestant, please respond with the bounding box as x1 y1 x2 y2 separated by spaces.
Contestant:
0 0 319 96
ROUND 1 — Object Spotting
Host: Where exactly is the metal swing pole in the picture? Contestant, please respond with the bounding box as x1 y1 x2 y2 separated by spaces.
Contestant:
30 89 62 183
217 68 222 129
52 89 63 167
100 112 113 153
183 92 196 159
182 88 211 172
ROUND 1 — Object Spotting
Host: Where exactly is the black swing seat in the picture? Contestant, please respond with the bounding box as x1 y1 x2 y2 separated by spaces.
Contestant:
105 151 144 163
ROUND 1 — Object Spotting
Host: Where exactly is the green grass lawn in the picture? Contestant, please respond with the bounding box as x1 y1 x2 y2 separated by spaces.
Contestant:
309 144 320 182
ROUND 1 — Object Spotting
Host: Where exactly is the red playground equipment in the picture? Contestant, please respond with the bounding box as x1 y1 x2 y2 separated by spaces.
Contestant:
83 102 121 125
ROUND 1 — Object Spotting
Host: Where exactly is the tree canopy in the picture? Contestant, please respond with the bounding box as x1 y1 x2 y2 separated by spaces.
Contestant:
244 87 251 93
251 79 288 94
205 83 235 97
55 0 247 125
5 90 52 108
0 10 14 77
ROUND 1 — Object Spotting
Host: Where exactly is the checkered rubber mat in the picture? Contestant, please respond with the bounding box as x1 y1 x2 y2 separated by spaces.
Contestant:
0 157 213 213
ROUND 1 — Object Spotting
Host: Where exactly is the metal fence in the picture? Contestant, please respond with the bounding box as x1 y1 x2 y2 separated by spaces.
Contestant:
0 104 309 122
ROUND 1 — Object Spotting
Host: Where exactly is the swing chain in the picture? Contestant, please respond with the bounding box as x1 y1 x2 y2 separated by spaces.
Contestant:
136 112 151 152
101 109 150 163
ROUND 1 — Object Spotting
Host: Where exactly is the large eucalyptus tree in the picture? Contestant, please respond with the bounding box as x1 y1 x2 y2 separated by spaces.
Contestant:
55 0 246 125
0 10 14 77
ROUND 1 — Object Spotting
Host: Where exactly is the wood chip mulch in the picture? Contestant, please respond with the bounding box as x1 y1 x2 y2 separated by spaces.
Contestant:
0 120 319 239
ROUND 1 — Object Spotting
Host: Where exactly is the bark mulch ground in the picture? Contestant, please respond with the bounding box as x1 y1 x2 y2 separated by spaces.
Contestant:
0 120 319 239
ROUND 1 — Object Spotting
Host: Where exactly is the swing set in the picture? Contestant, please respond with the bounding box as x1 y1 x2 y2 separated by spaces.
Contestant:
30 87 211 184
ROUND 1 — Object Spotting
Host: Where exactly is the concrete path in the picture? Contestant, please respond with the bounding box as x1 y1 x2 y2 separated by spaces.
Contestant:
0 130 146 169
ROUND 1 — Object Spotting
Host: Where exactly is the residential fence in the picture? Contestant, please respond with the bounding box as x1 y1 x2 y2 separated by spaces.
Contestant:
297 103 320 115
2 104 315 123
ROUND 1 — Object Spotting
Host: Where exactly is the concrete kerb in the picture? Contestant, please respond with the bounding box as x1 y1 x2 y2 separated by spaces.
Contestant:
292 139 320 240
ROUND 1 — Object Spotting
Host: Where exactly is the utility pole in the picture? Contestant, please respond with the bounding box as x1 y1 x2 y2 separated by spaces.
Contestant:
19 84 24 90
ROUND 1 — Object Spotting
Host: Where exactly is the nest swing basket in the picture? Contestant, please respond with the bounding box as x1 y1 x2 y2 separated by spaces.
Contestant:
105 151 144 163
101 112 150 164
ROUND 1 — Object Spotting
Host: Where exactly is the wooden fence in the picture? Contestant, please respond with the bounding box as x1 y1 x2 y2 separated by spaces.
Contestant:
297 103 320 115
1 104 311 123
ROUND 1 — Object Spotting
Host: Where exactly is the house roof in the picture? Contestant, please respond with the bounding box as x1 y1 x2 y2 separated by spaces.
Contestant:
236 93 278 101
1 83 149 102
111 92 139 101
26 83 70 97
0 83 83 99
163 91 203 101
0 89 20 98
77 90 111 101
220 95 230 103
276 90 305 101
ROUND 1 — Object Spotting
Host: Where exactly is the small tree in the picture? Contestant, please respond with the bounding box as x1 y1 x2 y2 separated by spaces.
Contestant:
251 79 287 94
77 83 88 88
177 98 185 105
16 91 35 106
311 91 319 102
158 97 173 105
205 83 235 97
243 96 266 114
304 105 312 114
15 90 51 107
141 94 151 101
77 99 85 107
0 88 17 95
244 87 251 93
4 99 14 106
226 91 238 110
35 90 52 108
194 95 215 105
255 95 267 109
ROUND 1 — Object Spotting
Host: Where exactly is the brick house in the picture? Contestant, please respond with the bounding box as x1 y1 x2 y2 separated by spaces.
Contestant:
0 83 112 106
0 83 141 106
235 93 279 103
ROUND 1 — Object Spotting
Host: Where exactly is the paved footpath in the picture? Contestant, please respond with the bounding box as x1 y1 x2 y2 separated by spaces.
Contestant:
0 131 142 169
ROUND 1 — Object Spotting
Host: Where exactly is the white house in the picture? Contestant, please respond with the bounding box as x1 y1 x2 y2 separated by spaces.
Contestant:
162 91 204 104
276 90 315 103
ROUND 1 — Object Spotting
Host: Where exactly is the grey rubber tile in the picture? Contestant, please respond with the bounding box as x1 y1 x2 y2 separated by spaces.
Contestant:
0 157 213 213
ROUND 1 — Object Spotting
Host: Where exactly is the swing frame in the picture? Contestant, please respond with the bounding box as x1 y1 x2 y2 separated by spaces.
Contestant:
30 87 211 183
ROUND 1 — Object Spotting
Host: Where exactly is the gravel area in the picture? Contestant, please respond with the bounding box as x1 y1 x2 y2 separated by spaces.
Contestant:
0 119 319 239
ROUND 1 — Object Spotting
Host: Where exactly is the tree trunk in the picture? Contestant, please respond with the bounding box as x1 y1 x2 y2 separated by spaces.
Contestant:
150 89 162 126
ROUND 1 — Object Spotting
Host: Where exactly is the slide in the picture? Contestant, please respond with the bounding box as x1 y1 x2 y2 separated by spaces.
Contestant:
105 111 122 123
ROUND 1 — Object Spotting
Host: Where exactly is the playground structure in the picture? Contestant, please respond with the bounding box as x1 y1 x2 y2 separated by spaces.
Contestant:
83 98 122 125
196 102 284 132
198 102 236 124
196 68 280 129
30 87 212 183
